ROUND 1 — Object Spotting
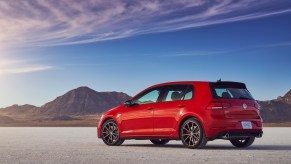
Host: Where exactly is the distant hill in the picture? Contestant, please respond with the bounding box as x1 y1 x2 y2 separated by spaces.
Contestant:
259 89 291 123
277 89 291 104
37 87 131 115
0 104 37 114
0 87 131 116
0 115 16 124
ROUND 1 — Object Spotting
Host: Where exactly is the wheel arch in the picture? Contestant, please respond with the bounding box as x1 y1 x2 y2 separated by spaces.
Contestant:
177 114 206 139
101 116 116 126
99 116 120 137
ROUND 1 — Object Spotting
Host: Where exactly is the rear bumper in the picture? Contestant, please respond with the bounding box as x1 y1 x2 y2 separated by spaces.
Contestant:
207 130 263 141
204 117 263 140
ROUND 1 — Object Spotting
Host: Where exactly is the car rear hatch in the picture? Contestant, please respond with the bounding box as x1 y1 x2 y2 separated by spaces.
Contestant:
209 82 260 119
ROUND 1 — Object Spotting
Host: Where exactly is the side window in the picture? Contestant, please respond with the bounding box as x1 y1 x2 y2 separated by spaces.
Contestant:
162 85 194 102
133 88 161 105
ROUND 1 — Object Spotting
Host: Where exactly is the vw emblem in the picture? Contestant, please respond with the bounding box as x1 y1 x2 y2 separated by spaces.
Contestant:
243 103 247 109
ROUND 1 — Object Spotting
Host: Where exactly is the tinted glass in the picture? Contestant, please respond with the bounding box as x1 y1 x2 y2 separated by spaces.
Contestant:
183 91 193 100
133 88 161 104
210 82 254 100
162 85 194 102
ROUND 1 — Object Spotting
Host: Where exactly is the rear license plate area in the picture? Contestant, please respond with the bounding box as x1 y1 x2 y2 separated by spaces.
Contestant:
241 121 252 129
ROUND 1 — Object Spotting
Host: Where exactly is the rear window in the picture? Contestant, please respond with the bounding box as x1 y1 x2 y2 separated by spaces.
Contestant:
210 82 254 100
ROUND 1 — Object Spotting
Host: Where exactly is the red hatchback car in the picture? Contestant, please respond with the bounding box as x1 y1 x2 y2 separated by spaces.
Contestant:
98 81 263 149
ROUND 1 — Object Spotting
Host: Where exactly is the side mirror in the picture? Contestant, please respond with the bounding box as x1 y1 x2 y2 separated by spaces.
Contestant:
124 100 133 107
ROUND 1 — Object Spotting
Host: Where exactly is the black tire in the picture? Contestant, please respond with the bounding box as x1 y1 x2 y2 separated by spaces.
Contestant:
101 119 124 146
150 139 170 145
180 118 207 149
230 137 255 148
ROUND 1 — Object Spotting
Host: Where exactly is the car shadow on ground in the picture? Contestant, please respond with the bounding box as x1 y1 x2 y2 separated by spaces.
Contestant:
122 144 291 151
204 145 291 151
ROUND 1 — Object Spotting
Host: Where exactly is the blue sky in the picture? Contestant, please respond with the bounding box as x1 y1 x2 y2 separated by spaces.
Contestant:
0 0 291 107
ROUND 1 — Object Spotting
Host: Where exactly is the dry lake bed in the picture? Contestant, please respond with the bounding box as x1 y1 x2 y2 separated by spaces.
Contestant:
0 127 291 164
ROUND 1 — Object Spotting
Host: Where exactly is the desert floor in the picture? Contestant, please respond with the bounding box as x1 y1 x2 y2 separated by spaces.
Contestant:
0 127 290 164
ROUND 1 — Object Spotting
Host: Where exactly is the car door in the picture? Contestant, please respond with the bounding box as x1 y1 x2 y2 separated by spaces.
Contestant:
120 87 164 137
153 84 194 136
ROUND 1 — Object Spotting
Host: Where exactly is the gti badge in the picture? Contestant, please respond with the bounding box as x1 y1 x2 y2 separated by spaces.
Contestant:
243 103 247 109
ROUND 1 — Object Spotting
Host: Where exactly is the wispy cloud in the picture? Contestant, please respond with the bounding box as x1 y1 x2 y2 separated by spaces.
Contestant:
257 42 291 48
1 66 54 74
0 58 54 75
0 0 291 47
165 50 229 57
161 41 291 57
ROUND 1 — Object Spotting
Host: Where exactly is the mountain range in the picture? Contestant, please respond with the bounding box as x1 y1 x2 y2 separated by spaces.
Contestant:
259 89 291 123
37 87 131 115
0 87 131 126
0 87 291 126
0 87 130 116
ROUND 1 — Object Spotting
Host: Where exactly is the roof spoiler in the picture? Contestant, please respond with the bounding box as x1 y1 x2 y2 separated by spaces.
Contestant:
211 81 247 89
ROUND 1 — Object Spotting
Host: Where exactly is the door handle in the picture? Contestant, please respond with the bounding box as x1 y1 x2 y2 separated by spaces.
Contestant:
147 107 154 110
178 105 186 108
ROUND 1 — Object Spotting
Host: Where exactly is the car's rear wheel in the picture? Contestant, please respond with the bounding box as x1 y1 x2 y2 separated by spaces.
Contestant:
180 118 207 149
230 137 255 148
150 139 170 145
101 119 124 146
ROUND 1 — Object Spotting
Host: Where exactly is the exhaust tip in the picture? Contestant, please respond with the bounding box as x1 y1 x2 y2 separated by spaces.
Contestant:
222 133 230 139
258 133 263 138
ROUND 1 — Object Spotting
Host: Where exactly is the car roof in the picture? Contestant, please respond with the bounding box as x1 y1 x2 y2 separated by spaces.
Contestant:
151 81 209 87
150 81 244 88
131 81 245 99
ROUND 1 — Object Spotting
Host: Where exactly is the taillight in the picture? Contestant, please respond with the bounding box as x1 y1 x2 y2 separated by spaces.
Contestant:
206 101 231 110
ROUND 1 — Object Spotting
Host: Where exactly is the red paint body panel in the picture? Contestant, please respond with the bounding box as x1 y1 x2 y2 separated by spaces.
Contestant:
153 100 191 136
97 81 263 140
120 103 154 136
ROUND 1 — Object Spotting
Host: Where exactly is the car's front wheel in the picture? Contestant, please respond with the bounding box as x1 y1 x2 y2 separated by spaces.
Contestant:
101 119 124 146
150 139 170 145
180 118 207 149
230 137 255 148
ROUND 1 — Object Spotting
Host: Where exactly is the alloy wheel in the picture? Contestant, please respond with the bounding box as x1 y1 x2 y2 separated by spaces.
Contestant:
182 121 201 146
102 120 120 145
180 118 207 149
